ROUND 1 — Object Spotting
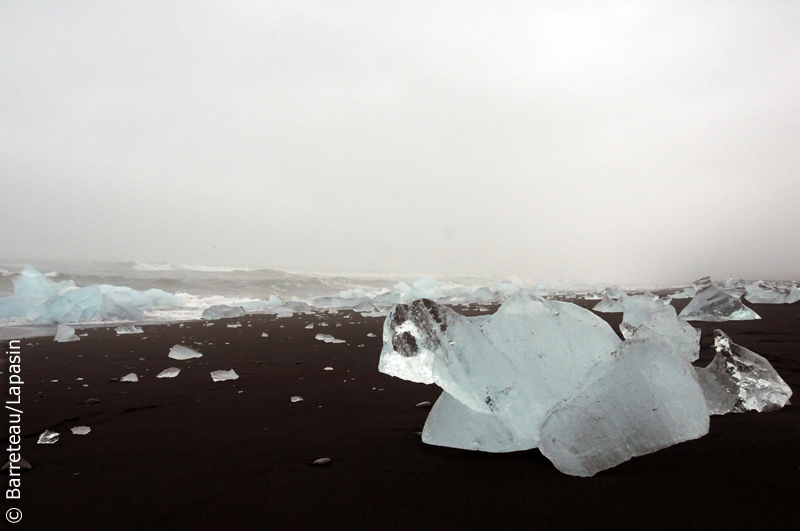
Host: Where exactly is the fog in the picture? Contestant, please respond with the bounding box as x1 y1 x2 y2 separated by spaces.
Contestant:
2 1 798 284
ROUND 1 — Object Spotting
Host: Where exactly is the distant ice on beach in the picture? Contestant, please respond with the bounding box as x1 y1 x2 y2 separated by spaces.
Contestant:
0 261 794 332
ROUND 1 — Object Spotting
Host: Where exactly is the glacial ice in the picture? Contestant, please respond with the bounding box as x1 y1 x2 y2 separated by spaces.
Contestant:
620 296 700 362
54 324 79 342
315 333 346 344
539 338 709 477
211 369 239 382
380 292 622 446
592 291 623 313
157 367 181 378
744 281 800 304
0 266 185 324
116 324 144 335
679 277 760 322
201 305 246 320
378 292 796 477
37 430 59 444
168 344 203 360
120 373 139 382
71 426 91 435
695 330 792 414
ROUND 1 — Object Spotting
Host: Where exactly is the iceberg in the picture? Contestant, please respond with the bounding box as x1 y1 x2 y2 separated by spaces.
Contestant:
539 338 709 477
54 324 80 342
380 293 622 446
201 305 246 320
678 277 760 322
168 345 203 360
695 330 792 414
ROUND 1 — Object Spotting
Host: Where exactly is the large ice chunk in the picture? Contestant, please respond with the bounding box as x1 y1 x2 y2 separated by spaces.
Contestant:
539 338 709 477
695 330 792 414
744 281 800 304
620 297 700 362
678 277 760 322
380 292 622 445
592 289 623 313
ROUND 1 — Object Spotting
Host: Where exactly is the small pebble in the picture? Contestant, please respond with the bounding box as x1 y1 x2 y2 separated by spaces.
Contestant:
84 398 101 405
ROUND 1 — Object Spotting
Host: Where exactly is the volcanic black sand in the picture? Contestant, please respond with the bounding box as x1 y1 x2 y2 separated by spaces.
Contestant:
3 300 799 530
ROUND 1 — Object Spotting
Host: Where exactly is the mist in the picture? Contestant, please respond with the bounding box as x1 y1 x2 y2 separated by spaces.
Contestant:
2 1 799 285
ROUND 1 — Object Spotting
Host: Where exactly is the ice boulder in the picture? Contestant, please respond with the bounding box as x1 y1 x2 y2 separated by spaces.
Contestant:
695 330 792 414
380 292 623 446
744 281 800 304
678 277 760 322
201 305 246 320
539 338 709 477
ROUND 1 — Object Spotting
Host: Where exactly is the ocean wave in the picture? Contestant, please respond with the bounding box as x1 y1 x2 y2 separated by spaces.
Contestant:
132 262 257 273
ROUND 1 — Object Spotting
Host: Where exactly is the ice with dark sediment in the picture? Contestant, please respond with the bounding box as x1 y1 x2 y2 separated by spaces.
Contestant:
744 281 800 304
201 305 246 320
678 277 760 322
54 323 80 342
620 294 700 362
379 292 622 447
539 338 709 477
695 330 792 415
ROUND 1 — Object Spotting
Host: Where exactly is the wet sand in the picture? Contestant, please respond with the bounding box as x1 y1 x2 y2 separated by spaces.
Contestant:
4 300 799 530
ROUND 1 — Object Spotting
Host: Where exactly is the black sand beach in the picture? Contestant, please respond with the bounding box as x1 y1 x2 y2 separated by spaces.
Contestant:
4 300 799 530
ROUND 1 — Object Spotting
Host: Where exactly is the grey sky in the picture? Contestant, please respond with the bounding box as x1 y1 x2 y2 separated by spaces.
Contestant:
2 1 798 284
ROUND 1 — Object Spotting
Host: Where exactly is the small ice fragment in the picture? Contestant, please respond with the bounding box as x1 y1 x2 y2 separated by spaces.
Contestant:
367 333 377 337
357 344 364 347
695 330 792 414
315 333 345 344
157 367 181 378
120 373 139 382
227 323 242 328
210 369 239 382
38 430 59 444
305 323 314 329
261 332 269 337
116 324 143 335
313 457 331 466
54 324 80 342
291 396 303 402
324 367 333 371
1 458 31 471
71 426 91 435
416 401 432 408
168 344 203 360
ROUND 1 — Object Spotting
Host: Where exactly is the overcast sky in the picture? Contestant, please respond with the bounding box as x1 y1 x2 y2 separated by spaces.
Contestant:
1 1 798 284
